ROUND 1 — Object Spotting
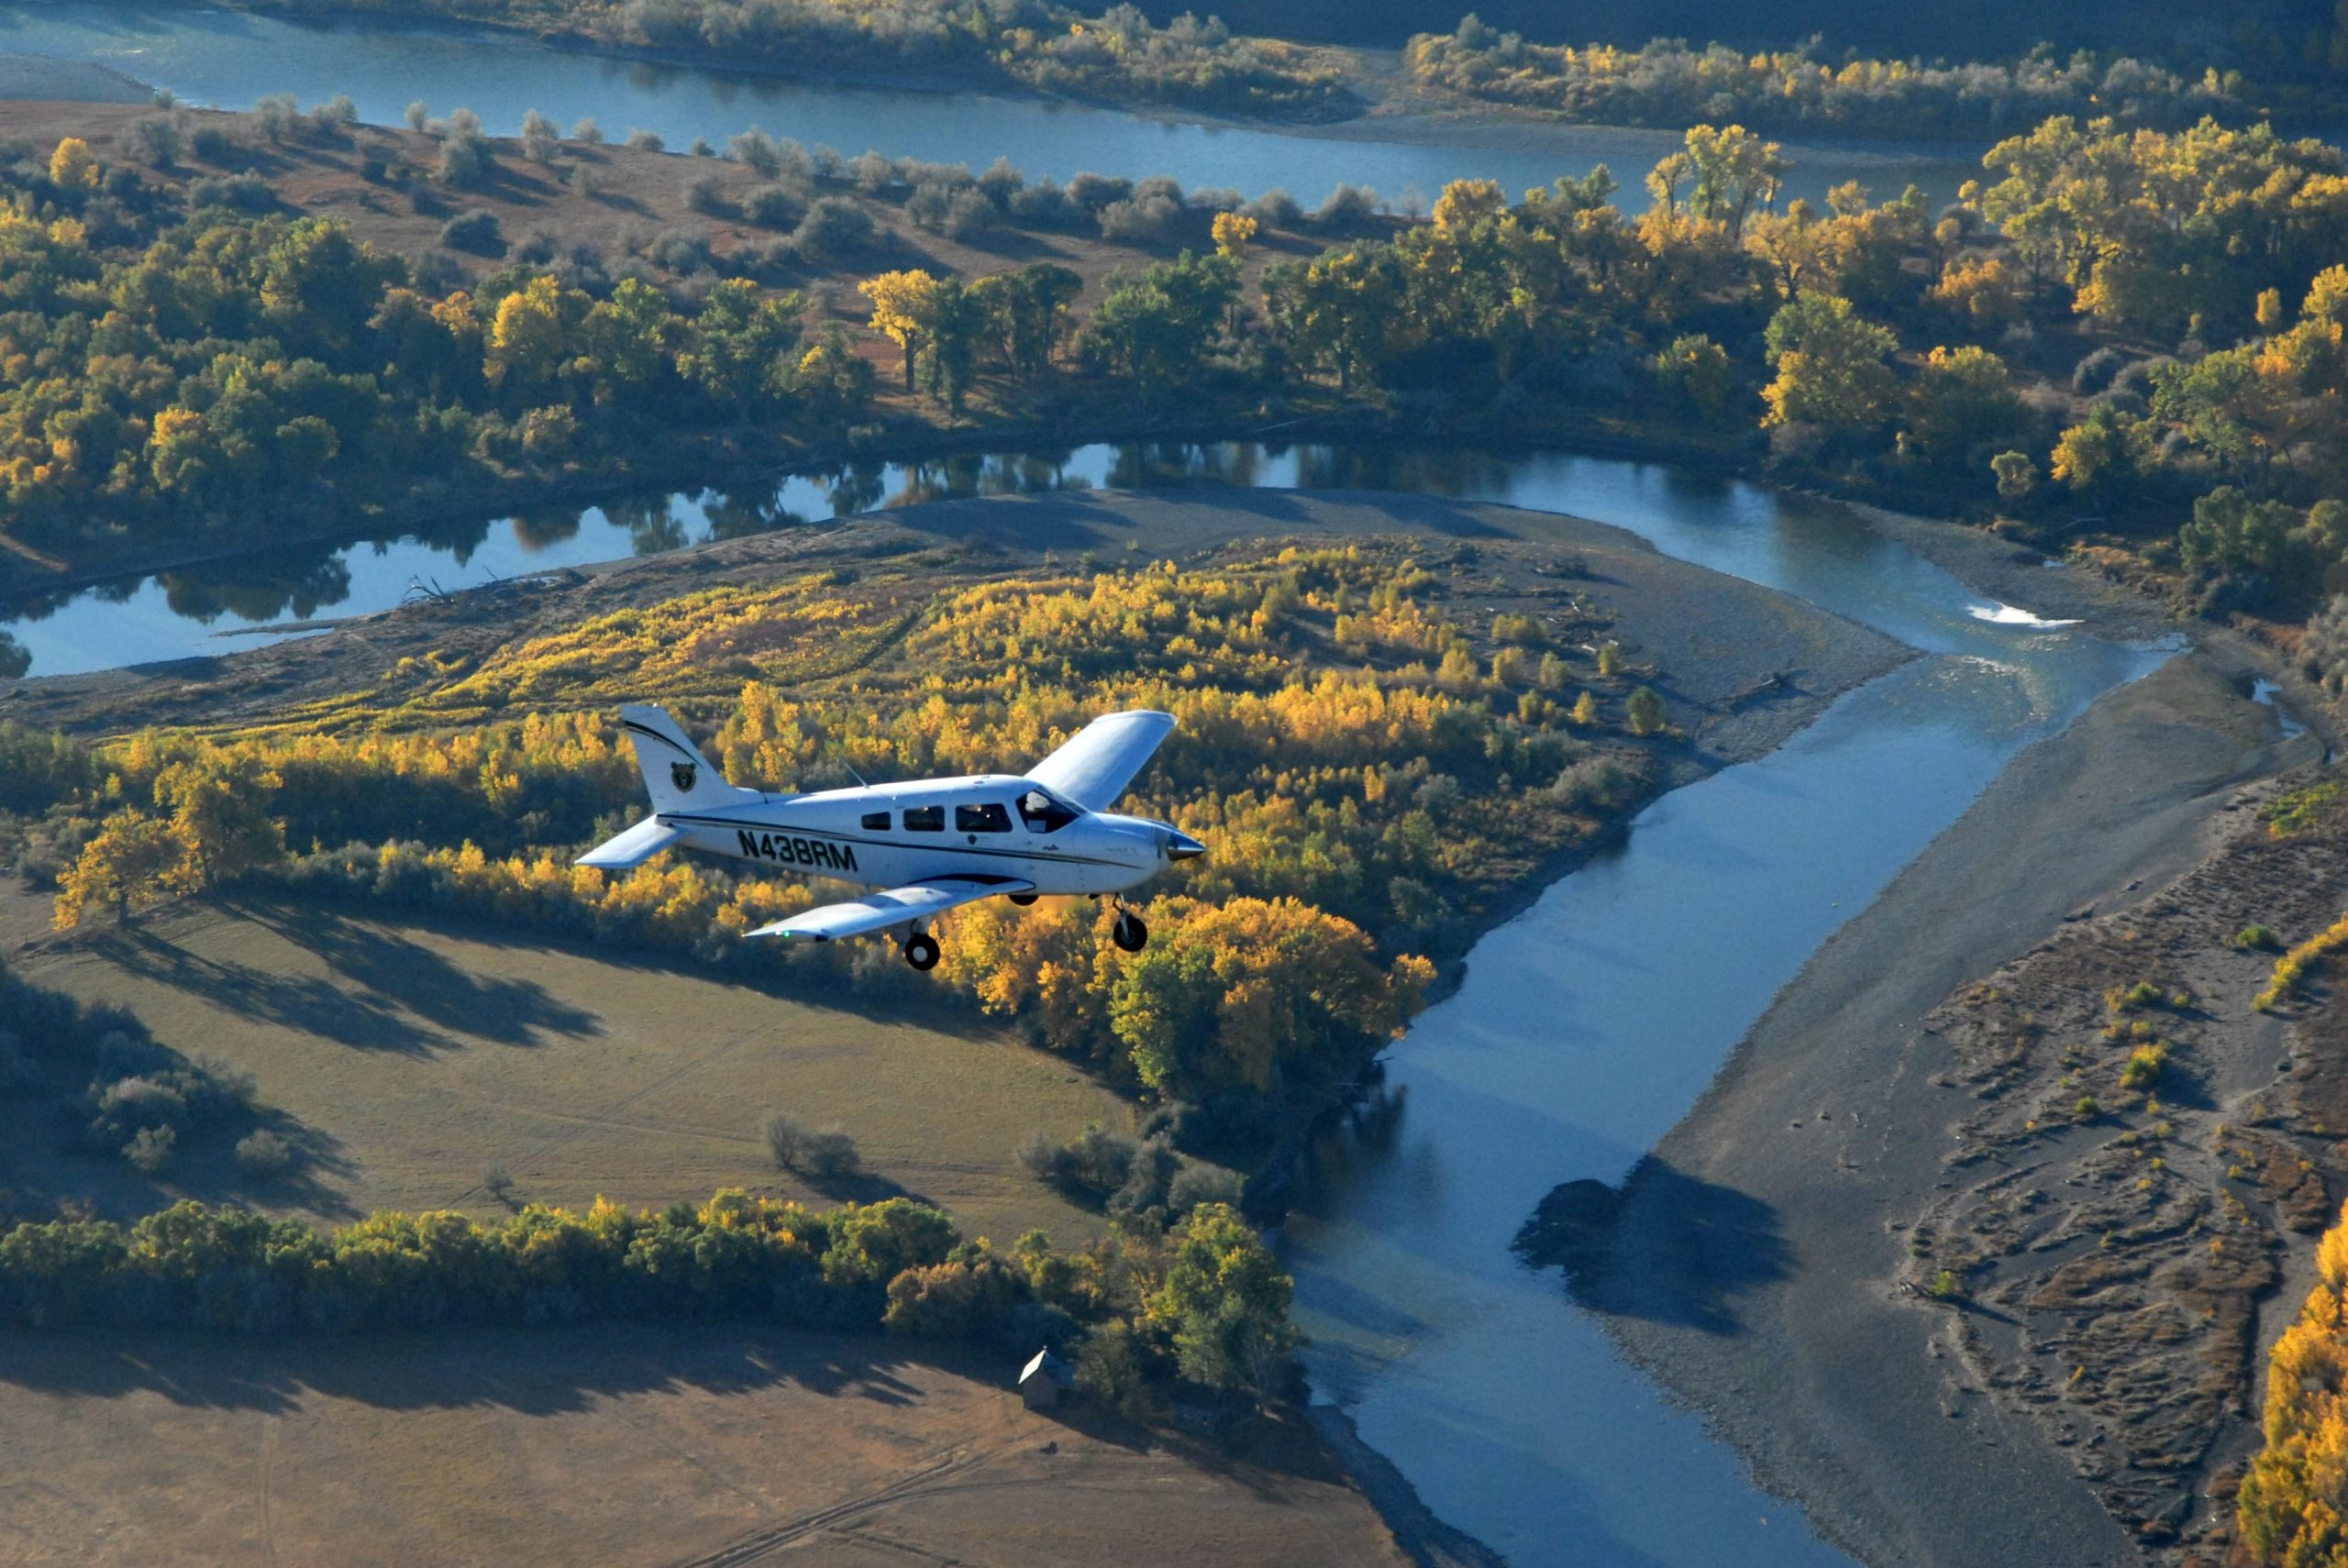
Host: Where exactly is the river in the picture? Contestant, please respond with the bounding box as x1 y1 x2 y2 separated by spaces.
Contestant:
0 2 1979 209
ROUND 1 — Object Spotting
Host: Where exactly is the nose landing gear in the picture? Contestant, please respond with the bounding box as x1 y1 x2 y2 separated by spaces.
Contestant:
1111 910 1148 953
903 928 941 970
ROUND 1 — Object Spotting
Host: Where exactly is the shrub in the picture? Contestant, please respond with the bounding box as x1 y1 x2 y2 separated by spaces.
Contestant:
760 1109 805 1170
189 124 238 164
1166 1161 1243 1214
439 208 505 256
624 127 664 152
727 127 781 175
1074 1320 1157 1419
255 93 299 143
404 101 429 131
2074 1096 2099 1121
482 1161 515 1200
2072 346 2124 393
684 172 728 215
792 197 874 264
2235 923 2280 951
2121 1042 2169 1091
188 172 273 213
437 108 493 188
519 107 559 164
120 115 180 168
1242 187 1302 227
571 118 604 145
1929 1268 1961 1299
1309 182 1379 233
742 183 804 229
1625 686 1666 735
234 1129 294 1179
124 1124 176 1174
1098 191 1186 244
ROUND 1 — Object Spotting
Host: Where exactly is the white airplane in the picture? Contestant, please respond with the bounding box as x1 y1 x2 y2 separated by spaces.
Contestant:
575 703 1207 970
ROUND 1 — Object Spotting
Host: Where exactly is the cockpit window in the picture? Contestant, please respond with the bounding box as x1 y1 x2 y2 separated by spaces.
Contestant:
956 802 1013 834
1016 789 1080 834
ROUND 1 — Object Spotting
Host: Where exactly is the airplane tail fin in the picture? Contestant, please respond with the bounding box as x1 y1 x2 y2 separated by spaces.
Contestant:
618 704 746 812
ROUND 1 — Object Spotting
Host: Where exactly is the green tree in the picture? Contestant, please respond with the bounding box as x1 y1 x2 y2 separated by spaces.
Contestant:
1144 1203 1298 1397
1761 293 1897 432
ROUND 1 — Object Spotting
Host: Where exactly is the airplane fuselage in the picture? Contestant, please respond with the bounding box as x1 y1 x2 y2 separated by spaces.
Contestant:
659 774 1178 897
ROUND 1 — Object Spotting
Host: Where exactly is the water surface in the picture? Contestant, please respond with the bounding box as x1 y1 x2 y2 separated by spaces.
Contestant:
0 2 1980 207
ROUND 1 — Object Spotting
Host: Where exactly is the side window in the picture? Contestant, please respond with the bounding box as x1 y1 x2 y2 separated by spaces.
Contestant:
904 805 944 832
860 811 890 831
1017 789 1080 834
956 802 1012 834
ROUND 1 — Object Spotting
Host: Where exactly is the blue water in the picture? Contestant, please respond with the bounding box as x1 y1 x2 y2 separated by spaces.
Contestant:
0 2 1980 208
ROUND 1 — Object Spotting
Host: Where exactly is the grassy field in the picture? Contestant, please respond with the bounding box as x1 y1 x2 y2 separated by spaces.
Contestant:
0 1322 1405 1567
6 889 1132 1243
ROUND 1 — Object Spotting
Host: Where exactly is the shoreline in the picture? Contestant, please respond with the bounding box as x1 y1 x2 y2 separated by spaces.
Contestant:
1573 494 2321 1566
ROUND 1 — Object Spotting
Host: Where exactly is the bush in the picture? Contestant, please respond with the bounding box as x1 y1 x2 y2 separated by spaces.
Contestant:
684 172 729 215
792 197 874 264
2072 346 2124 394
802 1129 860 1177
188 173 273 213
120 115 179 168
189 124 238 164
437 108 493 188
2235 923 2281 951
519 107 559 164
234 1129 294 1179
439 208 505 256
1166 1161 1243 1214
624 127 664 152
482 1161 515 1200
1097 192 1186 244
1309 183 1378 233
742 183 804 229
571 118 604 145
727 127 781 175
1242 187 1301 227
2121 1041 2169 1091
761 1108 805 1170
124 1124 176 1174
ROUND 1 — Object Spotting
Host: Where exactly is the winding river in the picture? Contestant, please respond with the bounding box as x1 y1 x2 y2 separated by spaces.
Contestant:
0 17 2192 1564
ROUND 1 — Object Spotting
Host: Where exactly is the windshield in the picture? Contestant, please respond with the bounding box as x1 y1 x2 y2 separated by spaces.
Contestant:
1017 787 1082 834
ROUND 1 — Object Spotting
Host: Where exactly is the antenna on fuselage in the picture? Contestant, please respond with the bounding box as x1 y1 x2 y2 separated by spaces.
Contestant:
847 764 870 788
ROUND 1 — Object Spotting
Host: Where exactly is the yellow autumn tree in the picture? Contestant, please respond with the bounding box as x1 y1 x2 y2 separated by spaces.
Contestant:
2240 1199 2348 1565
485 274 577 390
49 137 96 190
1431 178 1506 233
858 269 940 391
1211 210 1257 259
53 811 192 928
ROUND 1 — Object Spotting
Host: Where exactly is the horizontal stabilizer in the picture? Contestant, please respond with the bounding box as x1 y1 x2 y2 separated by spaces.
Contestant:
747 876 1033 942
575 815 688 870
1028 710 1175 812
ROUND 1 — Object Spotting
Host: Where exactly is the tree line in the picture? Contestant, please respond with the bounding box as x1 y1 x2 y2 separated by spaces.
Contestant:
0 1186 1298 1401
1401 26 2286 139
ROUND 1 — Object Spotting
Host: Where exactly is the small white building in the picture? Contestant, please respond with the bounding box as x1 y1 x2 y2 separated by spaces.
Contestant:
1017 1348 1071 1410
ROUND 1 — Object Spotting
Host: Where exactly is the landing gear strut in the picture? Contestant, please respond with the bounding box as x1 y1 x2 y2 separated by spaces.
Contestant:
903 929 940 970
1111 910 1148 953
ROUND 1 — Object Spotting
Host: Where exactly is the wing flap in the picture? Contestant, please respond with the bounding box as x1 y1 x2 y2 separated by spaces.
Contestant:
576 814 688 869
1027 710 1175 812
747 876 1034 942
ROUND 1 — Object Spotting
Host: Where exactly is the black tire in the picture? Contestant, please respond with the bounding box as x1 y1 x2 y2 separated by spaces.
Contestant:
903 933 941 971
1008 892 1038 907
1112 912 1147 953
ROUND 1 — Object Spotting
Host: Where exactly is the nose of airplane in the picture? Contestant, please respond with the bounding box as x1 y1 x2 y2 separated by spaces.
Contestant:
1164 829 1207 862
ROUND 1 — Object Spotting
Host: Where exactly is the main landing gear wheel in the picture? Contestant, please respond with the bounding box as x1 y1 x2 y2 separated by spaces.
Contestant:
1008 892 1039 906
903 932 941 971
1112 911 1148 953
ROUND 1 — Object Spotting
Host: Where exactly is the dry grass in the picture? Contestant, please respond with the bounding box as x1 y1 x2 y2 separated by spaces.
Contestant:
8 893 1129 1242
0 1322 1404 1567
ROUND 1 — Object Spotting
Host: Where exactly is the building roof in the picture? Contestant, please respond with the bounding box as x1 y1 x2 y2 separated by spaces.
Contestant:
1020 1348 1069 1386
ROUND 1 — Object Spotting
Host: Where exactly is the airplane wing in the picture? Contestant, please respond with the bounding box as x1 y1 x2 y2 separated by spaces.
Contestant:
577 814 688 869
745 876 1035 942
1027 710 1176 812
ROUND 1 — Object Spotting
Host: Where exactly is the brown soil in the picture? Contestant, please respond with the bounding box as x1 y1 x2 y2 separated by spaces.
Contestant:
0 1322 1408 1567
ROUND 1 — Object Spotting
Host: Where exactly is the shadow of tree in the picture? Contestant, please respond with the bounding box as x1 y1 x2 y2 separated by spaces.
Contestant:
1514 1156 1791 1337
